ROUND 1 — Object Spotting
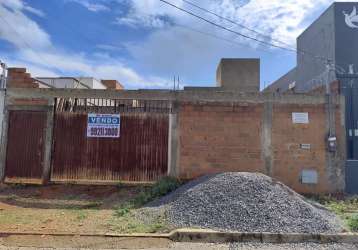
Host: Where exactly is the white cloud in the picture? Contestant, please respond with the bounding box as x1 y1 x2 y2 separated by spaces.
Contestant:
120 0 358 82
121 0 358 44
96 44 124 52
66 0 110 12
6 47 170 89
0 0 50 49
115 15 168 29
222 0 328 45
2 0 358 89
116 0 187 28
0 0 170 89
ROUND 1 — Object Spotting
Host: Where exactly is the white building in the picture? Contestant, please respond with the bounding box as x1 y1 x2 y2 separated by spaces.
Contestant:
36 77 107 89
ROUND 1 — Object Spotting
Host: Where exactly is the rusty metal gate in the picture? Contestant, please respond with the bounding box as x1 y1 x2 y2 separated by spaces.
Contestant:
51 98 170 182
5 110 47 183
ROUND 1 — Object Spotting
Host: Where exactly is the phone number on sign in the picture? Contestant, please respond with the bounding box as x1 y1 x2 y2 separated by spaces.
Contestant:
90 127 119 137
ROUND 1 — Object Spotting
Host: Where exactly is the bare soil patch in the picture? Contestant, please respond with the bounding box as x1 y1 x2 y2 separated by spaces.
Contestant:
0 183 168 234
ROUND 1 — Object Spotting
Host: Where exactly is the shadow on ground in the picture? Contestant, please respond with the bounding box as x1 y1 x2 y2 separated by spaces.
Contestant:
0 184 144 210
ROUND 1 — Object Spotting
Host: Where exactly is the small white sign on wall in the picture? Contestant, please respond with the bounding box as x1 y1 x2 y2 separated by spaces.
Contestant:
292 112 309 124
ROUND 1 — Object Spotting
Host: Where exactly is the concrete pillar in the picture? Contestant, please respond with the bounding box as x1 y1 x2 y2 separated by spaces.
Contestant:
168 102 180 178
324 94 345 192
42 99 55 184
262 100 273 176
0 106 9 181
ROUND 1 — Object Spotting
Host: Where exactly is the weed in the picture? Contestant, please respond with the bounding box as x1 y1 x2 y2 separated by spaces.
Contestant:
112 177 181 232
327 201 346 215
114 177 181 211
152 177 181 197
76 210 88 221
348 214 358 231
133 177 181 206
114 203 133 217
6 194 17 201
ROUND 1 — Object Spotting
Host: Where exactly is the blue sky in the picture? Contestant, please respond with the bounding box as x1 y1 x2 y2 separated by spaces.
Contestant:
0 0 354 89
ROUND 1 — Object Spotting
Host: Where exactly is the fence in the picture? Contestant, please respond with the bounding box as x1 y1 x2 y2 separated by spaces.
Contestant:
3 97 172 184
4 111 47 183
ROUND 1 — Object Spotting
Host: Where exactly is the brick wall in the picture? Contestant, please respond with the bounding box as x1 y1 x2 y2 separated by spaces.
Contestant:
179 102 265 179
101 80 124 90
271 104 327 193
7 68 39 88
6 68 49 105
178 100 344 194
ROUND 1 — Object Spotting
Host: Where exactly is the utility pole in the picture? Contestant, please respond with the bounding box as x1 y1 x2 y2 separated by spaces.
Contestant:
0 61 7 89
173 76 176 91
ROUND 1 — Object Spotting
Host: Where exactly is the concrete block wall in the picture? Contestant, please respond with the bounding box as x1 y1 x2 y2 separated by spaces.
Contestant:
178 99 345 194
216 59 260 92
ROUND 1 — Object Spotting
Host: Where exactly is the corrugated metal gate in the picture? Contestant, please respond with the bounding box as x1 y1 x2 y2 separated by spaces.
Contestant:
5 110 47 183
51 98 170 182
340 74 358 194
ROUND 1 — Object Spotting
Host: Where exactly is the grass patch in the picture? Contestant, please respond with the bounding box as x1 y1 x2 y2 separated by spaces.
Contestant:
114 203 132 217
114 177 181 217
111 177 181 233
133 177 181 207
6 194 18 201
75 210 88 221
348 214 358 232
314 195 358 232
0 213 34 225
109 212 170 234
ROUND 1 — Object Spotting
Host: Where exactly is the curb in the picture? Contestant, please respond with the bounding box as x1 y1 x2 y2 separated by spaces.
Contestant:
168 229 358 244
0 231 170 239
0 229 357 244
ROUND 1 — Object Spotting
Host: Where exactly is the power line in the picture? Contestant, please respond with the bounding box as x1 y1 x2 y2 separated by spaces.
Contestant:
174 23 274 54
159 0 332 64
159 0 297 53
182 0 295 49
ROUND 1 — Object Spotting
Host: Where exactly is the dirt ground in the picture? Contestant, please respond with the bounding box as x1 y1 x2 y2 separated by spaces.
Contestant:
0 184 166 234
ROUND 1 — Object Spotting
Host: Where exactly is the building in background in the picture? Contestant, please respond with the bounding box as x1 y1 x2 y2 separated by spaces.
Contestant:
266 2 358 93
36 77 102 89
5 68 124 90
265 2 358 191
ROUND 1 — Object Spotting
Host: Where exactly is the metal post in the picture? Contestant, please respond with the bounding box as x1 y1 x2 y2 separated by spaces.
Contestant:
0 61 7 89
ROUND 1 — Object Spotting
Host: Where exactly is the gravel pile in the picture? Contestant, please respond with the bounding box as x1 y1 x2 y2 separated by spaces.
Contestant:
146 172 343 233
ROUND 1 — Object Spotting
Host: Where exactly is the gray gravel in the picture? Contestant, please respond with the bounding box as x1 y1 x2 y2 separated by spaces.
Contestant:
227 243 358 250
145 172 343 233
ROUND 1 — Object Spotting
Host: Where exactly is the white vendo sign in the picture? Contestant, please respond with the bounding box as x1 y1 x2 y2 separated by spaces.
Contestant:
87 114 120 138
292 112 309 124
